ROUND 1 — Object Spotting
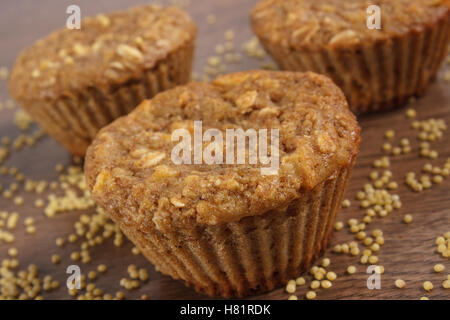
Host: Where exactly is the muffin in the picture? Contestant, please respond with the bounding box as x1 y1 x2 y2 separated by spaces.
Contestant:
8 5 197 156
85 70 361 297
251 0 450 112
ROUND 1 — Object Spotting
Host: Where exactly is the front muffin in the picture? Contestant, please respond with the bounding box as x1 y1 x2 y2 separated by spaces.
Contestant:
8 5 197 156
85 70 361 297
251 0 450 112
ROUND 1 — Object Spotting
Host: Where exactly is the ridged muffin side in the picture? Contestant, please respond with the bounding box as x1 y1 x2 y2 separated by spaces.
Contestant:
116 162 354 297
8 5 197 156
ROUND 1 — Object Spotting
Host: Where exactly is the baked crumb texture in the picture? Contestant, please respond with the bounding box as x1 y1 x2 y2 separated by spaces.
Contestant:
251 0 450 112
8 5 197 156
85 71 361 297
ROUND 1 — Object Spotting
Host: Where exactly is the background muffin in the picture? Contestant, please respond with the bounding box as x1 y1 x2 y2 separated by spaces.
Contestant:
85 70 361 297
251 0 450 113
8 5 197 156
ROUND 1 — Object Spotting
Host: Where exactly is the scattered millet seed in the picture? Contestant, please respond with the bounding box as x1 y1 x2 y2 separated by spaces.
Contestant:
26 225 36 234
363 216 372 224
347 266 356 274
93 288 102 297
305 291 316 300
286 280 296 293
382 143 392 152
420 296 430 300
56 237 65 247
385 130 395 139
433 175 443 184
137 268 150 282
24 217 34 226
288 295 298 300
97 264 107 273
363 237 373 246
70 251 80 261
423 281 433 291
442 280 450 289
13 196 24 206
225 42 234 51
68 234 77 243
295 277 305 286
206 14 216 24
224 30 235 40
374 266 385 274
314 272 324 280
433 264 445 273
310 266 319 275
51 280 59 289
387 182 398 190
310 280 320 289
356 231 366 240
369 171 379 180
342 199 351 208
392 147 401 156
366 208 376 217
403 214 413 224
115 291 125 300
321 280 332 289
350 247 360 256
321 258 330 268
341 244 349 254
34 199 45 208
51 254 61 264
8 247 18 257
326 272 337 281
0 66 9 80
395 279 406 289
406 108 417 118
334 221 344 231
88 271 98 280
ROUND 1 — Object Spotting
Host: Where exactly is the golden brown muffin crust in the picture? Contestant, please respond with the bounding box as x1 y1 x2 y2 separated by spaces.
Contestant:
8 5 196 102
251 0 450 48
85 71 360 231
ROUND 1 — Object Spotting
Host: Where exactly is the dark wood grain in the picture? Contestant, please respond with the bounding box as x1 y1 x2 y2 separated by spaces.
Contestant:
0 0 449 300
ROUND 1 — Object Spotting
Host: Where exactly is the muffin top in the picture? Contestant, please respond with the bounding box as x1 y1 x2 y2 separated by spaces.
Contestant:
85 71 360 231
9 5 196 102
251 0 449 48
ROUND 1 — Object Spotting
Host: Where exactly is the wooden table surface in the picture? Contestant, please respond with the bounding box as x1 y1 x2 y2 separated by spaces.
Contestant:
0 0 449 300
